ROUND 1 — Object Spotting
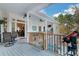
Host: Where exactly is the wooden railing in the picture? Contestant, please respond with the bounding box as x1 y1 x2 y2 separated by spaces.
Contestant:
29 32 45 50
29 32 68 55
47 33 67 56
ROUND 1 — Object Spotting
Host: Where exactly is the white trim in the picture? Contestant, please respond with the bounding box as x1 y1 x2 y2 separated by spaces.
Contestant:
25 15 27 39
7 17 12 32
14 21 25 24
1 24 4 43
26 12 30 43
15 20 17 32
29 4 50 12
45 20 48 50
30 12 52 22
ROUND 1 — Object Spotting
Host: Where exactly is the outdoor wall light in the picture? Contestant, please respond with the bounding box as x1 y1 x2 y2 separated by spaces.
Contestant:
40 19 43 22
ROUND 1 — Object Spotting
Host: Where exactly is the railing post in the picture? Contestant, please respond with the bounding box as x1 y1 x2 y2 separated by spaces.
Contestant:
61 36 64 56
52 34 54 52
62 35 65 55
57 35 59 53
45 21 48 50
55 35 57 54
49 34 51 51
52 34 53 52
47 34 65 56
53 35 55 52
48 34 49 50
59 35 61 55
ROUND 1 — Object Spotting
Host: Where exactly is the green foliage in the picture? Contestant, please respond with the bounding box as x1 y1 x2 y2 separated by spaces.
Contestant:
54 5 79 34
55 13 79 33
73 14 79 25
0 20 4 24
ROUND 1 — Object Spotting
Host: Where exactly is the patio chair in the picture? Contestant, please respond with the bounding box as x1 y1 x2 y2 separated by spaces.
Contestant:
3 32 13 47
11 31 17 43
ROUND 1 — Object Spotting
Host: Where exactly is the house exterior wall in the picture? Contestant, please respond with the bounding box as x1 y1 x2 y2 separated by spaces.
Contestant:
0 11 60 45
0 10 60 34
28 14 60 34
53 23 59 34
0 11 2 16
28 14 45 32
6 13 25 32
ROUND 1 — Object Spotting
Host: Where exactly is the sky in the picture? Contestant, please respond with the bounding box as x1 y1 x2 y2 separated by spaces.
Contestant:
40 3 79 17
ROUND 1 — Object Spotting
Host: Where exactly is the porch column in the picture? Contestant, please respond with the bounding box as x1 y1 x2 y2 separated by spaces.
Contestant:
25 17 27 39
25 12 30 43
45 20 48 50
1 24 4 43
7 17 12 32
15 20 17 32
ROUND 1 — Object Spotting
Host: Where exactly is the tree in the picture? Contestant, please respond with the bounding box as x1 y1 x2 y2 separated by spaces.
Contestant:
55 12 79 34
70 5 79 32
72 14 79 32
54 4 79 34
55 13 75 34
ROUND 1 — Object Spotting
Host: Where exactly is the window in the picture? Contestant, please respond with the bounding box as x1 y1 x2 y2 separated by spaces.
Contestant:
39 26 41 32
50 28 53 32
12 22 15 32
3 17 7 32
43 26 45 32
32 26 37 31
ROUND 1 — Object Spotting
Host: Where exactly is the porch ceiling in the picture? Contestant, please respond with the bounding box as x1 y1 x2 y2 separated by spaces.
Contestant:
0 3 50 16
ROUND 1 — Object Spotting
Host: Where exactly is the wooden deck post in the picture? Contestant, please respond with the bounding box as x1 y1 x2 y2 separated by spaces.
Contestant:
45 20 48 50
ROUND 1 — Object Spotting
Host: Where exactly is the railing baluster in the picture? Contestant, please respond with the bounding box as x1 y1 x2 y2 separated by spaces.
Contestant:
52 34 53 52
55 35 57 54
60 36 62 55
61 36 63 55
47 33 48 50
57 35 59 53
46 33 65 56
60 35 62 55
54 35 55 53
49 34 51 51
63 36 65 55
48 34 49 50
53 34 54 52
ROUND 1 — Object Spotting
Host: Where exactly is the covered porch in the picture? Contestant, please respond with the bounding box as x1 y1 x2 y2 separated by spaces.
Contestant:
0 3 66 56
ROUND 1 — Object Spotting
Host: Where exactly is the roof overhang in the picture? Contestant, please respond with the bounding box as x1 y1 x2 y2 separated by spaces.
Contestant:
0 3 50 17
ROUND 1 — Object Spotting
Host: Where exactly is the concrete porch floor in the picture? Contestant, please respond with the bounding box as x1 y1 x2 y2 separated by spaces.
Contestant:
0 38 54 56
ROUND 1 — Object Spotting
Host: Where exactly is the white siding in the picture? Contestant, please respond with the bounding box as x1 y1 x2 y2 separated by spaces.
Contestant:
28 14 45 32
